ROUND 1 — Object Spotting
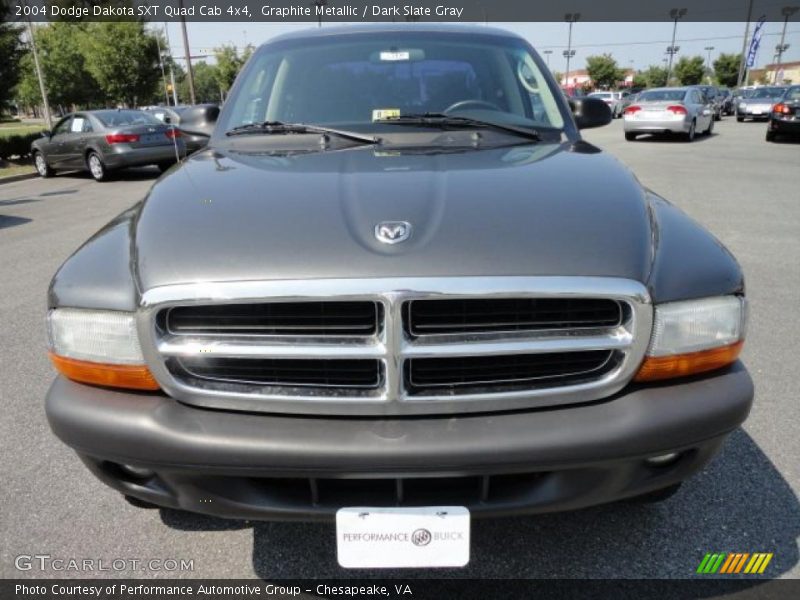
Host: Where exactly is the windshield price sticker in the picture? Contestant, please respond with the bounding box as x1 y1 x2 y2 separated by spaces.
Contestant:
372 109 401 121
337 506 470 568
380 51 411 61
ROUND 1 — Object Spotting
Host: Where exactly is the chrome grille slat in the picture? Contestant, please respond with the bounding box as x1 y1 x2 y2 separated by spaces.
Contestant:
137 277 653 416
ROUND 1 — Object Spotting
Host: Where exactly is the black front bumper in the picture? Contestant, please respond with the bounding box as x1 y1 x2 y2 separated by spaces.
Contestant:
46 363 753 521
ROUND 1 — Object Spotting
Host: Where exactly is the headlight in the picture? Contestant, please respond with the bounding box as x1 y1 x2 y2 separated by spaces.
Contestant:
47 308 159 390
738 102 747 109
635 296 746 382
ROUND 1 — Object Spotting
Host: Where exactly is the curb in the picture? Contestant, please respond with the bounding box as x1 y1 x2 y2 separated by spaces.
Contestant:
0 171 37 185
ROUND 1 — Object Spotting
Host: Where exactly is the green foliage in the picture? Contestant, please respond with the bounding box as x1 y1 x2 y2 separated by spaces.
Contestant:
713 53 742 88
14 52 43 109
183 61 221 104
585 54 626 89
214 44 255 97
632 72 649 88
0 132 41 160
29 23 99 110
674 56 706 86
0 6 26 113
79 22 161 106
639 65 668 88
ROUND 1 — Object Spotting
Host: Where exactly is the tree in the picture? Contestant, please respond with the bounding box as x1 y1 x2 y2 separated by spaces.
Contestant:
639 65 668 88
214 43 254 98
180 61 221 104
674 56 706 86
0 7 25 113
30 23 99 111
80 22 161 106
585 54 625 89
632 72 649 88
713 53 742 88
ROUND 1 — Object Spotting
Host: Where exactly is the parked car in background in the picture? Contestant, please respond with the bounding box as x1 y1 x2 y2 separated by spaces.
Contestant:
32 110 185 181
588 91 628 118
718 88 734 115
690 85 723 121
736 86 786 121
623 87 714 141
766 85 800 142
144 104 220 154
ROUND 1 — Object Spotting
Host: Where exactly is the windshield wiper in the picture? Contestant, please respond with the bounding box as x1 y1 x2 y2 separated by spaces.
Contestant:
226 121 379 144
374 113 541 142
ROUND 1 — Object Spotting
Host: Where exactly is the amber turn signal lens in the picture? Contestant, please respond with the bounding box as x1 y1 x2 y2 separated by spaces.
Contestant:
634 341 744 382
48 352 160 391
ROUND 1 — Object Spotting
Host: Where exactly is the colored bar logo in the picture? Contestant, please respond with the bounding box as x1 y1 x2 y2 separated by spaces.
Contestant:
697 552 773 574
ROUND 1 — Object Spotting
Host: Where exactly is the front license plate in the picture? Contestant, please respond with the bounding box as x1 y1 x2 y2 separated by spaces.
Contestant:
752 109 763 114
336 506 470 568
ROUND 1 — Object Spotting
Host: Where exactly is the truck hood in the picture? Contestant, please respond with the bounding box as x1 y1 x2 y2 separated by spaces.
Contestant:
134 142 654 291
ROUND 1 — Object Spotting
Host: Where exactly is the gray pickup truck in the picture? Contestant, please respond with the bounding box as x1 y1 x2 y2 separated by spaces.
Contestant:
45 25 751 550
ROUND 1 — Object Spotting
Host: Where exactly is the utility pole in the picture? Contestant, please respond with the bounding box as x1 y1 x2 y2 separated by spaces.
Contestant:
564 13 580 91
774 6 799 83
704 46 715 82
154 30 170 106
179 0 196 104
737 0 755 88
24 16 51 129
543 50 553 68
314 0 327 27
665 8 687 85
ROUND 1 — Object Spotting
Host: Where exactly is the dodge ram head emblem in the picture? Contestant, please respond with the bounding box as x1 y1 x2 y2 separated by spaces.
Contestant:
375 221 412 244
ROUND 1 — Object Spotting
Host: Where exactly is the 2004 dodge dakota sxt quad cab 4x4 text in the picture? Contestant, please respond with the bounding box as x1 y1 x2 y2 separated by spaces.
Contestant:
45 25 752 568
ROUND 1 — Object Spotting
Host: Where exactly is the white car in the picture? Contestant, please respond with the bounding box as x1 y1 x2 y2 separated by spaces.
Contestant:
588 91 629 118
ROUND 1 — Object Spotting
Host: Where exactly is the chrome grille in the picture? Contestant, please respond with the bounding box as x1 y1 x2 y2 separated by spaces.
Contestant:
172 357 383 389
165 301 379 336
138 277 652 416
405 298 623 336
405 350 618 393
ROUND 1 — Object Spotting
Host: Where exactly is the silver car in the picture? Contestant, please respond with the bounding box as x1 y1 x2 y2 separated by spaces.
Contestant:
736 86 786 122
623 87 714 142
588 91 620 117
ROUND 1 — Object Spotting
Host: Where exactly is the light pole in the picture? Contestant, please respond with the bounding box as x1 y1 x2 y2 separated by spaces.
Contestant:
737 0 755 88
179 0 196 104
704 46 715 82
774 6 799 83
543 50 553 68
163 24 178 106
665 8 687 85
24 17 51 128
564 13 580 91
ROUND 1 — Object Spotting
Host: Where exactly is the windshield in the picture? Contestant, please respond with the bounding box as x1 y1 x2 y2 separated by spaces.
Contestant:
94 110 162 127
590 93 613 99
638 90 687 102
750 87 784 99
783 87 800 101
220 33 565 134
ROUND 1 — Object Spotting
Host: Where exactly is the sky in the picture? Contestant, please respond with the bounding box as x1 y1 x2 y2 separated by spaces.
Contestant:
161 20 800 73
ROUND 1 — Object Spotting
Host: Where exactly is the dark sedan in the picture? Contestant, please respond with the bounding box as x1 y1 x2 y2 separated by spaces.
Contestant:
766 85 800 141
31 110 186 181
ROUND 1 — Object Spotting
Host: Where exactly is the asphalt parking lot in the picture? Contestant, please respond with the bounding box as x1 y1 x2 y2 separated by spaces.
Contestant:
0 118 798 582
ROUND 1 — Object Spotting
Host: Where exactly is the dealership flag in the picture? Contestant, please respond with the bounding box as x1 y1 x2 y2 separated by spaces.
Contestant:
746 16 767 68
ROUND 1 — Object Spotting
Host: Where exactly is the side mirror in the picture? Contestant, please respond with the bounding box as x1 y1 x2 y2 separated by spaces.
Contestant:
40 129 51 138
570 97 613 129
176 104 220 138
163 116 172 124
